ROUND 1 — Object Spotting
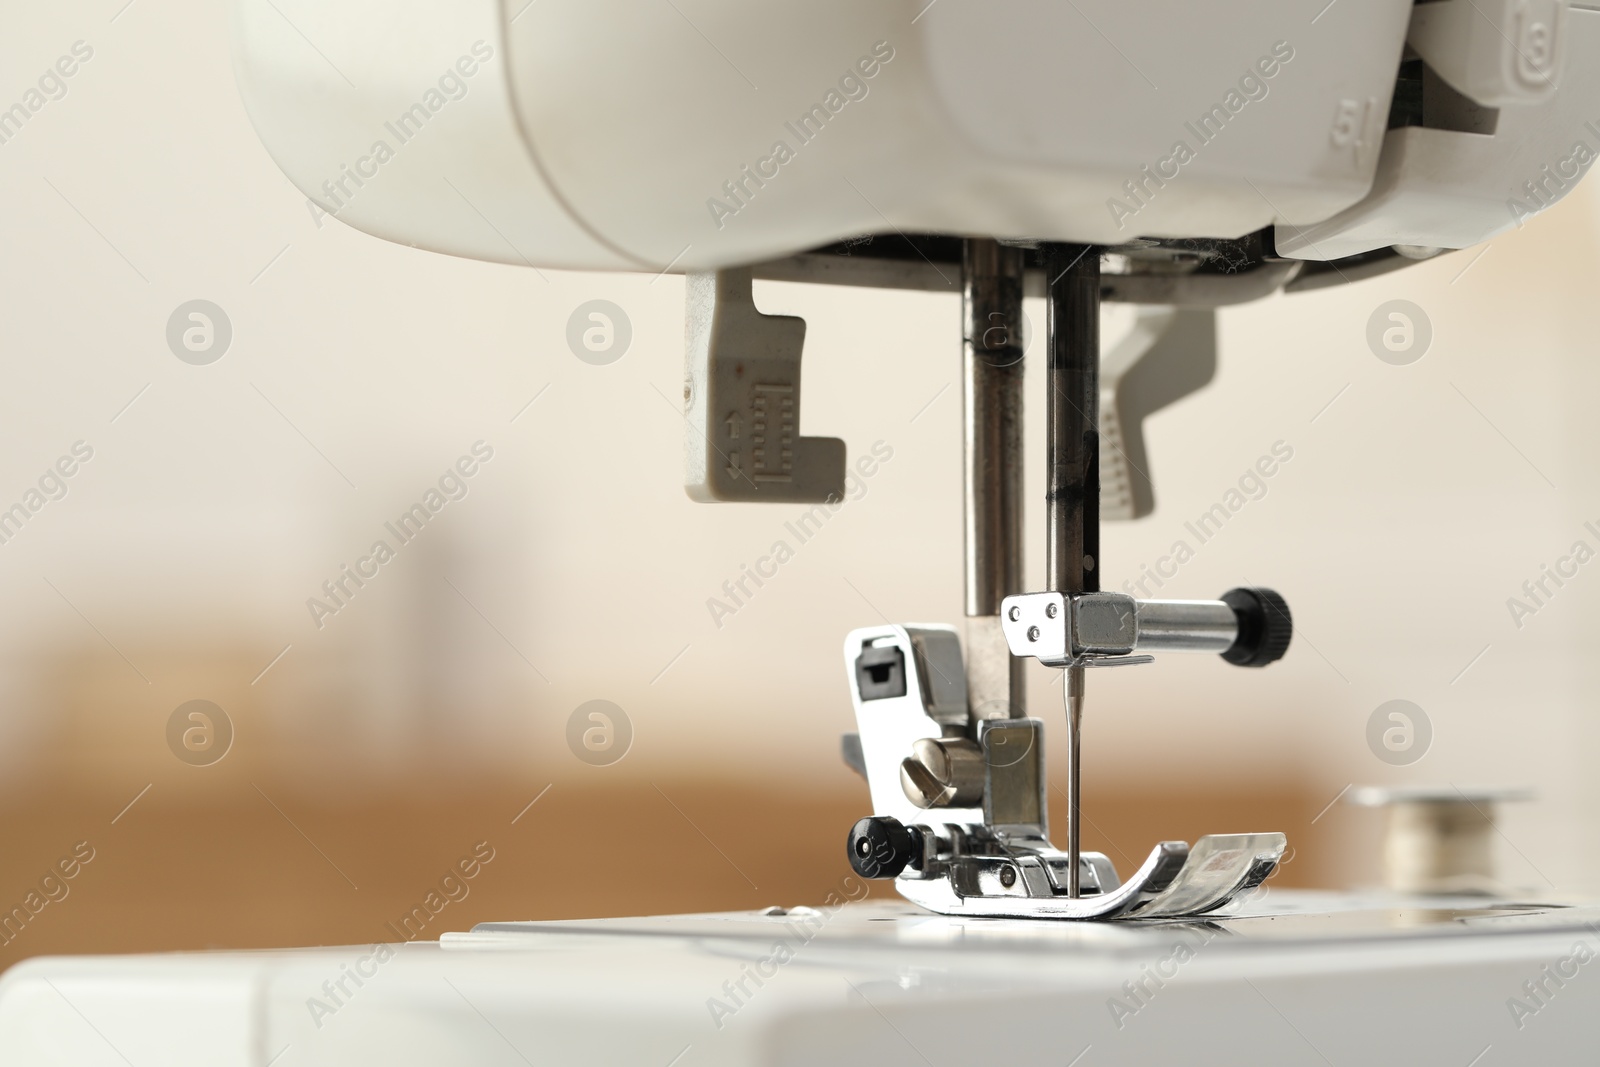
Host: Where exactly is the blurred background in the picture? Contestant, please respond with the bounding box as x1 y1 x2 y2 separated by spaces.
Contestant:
3 0 1600 968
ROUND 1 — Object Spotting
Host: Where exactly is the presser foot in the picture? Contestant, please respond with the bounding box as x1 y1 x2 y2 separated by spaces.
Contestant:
841 623 1287 921
878 825 1285 920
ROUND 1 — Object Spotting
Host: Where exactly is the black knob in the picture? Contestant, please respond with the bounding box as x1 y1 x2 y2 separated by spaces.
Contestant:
847 816 920 879
1220 587 1292 667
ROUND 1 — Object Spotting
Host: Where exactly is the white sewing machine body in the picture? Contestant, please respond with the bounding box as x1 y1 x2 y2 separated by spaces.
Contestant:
2 895 1598 1064
7 0 1600 1062
233 0 1600 272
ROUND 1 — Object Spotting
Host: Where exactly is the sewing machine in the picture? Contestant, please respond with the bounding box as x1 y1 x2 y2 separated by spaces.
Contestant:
5 0 1600 1061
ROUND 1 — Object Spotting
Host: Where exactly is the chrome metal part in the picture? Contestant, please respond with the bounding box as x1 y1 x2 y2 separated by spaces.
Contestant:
1045 244 1100 898
833 242 1290 921
1000 591 1242 664
845 626 983 829
1045 245 1100 598
900 737 985 809
981 718 1045 830
1136 599 1239 652
844 623 1287 920
961 238 1027 720
1064 665 1086 897
683 268 845 503
1076 595 1137 656
895 832 1286 920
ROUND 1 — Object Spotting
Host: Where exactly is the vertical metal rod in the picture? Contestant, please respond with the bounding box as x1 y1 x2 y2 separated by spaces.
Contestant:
1045 245 1100 595
961 239 1027 720
1045 244 1100 897
1065 663 1085 893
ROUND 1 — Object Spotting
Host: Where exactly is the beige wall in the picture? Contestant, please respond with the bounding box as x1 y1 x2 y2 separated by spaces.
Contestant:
1 0 1599 963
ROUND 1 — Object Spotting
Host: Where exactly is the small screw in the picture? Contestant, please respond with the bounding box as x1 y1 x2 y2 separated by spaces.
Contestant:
999 865 1017 888
1083 555 1096 571
1045 602 1058 619
1027 626 1040 642
1007 605 1020 621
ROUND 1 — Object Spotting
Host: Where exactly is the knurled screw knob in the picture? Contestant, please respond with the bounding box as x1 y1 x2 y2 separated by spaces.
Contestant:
1220 587 1293 667
846 816 919 879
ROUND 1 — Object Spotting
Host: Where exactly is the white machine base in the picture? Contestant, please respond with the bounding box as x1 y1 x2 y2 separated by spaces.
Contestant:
1 891 1596 1065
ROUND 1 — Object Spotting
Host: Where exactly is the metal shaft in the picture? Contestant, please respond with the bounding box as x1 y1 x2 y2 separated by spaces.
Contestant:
1045 245 1100 897
1046 245 1100 595
962 239 1027 719
1065 664 1085 895
1134 599 1238 652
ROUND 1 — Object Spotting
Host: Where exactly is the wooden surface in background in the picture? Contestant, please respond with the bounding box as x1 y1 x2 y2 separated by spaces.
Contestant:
0 777 1333 969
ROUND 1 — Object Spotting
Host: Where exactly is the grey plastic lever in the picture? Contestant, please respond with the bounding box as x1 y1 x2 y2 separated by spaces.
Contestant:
684 269 845 503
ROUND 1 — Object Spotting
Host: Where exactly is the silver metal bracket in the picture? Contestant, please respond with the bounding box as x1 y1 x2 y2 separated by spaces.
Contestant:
1000 590 1241 667
683 268 845 503
1002 591 1137 666
844 623 1285 920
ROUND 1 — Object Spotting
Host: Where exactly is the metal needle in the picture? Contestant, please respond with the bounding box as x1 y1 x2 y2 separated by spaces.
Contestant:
1065 664 1086 896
